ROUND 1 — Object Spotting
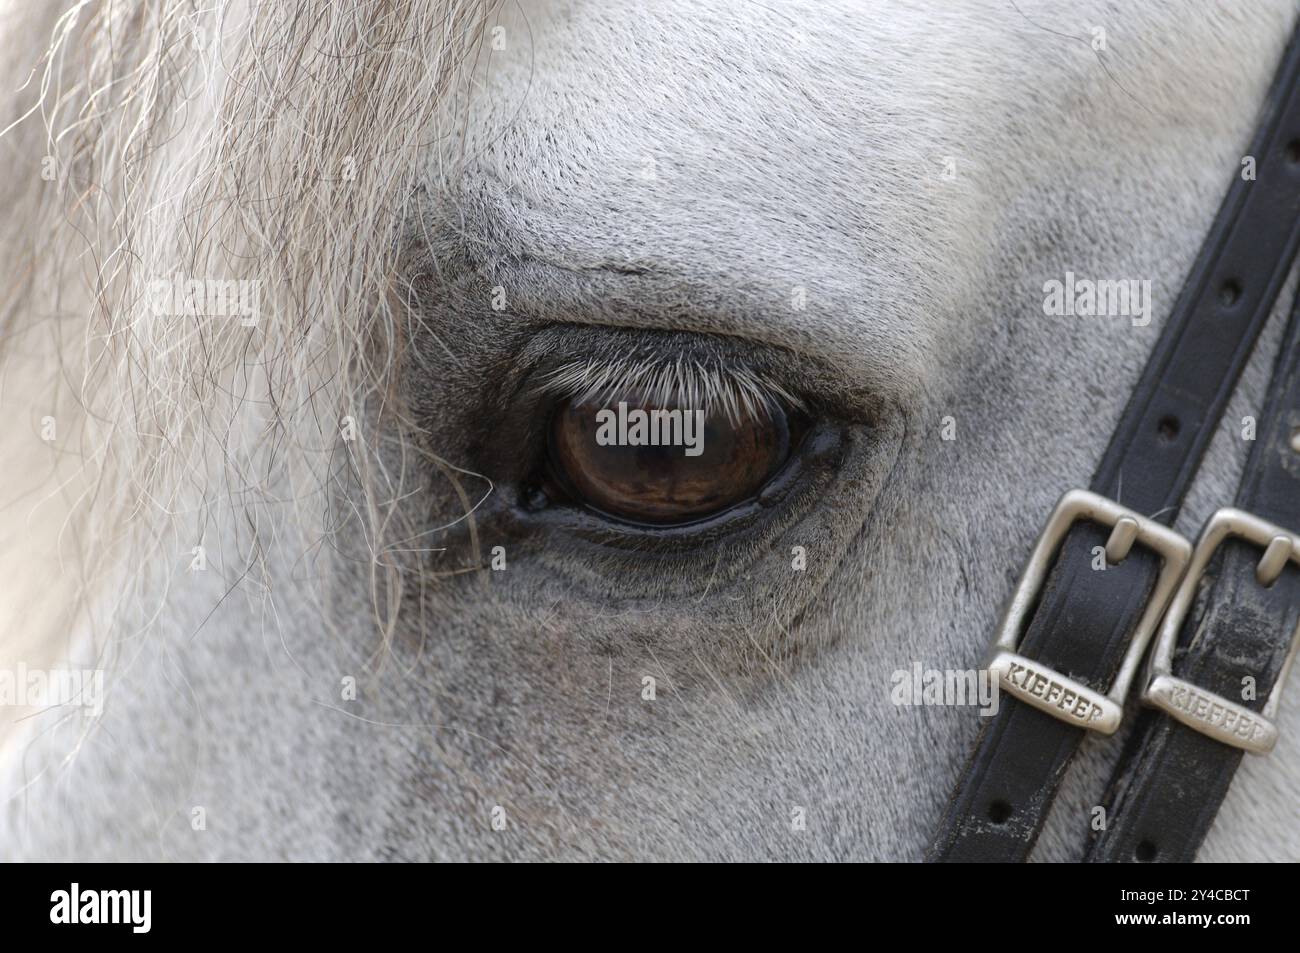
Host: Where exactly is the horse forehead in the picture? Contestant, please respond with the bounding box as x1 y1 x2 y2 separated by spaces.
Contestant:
465 1 990 248
448 1 1010 369
463 0 1286 209
450 1 1287 336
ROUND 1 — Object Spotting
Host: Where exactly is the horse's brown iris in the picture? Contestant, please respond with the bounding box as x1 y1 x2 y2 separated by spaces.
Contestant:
548 393 793 525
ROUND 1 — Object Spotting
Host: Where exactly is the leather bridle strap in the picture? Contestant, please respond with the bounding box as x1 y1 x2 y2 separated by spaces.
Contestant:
927 24 1300 863
1083 292 1300 864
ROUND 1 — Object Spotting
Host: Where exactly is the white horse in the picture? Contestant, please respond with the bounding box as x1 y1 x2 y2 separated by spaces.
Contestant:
0 0 1296 861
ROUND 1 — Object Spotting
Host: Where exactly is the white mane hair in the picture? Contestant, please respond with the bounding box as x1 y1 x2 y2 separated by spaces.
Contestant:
0 0 492 698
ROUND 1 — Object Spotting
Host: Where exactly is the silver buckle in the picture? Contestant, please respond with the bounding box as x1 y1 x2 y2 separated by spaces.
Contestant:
1142 507 1300 754
988 489 1192 735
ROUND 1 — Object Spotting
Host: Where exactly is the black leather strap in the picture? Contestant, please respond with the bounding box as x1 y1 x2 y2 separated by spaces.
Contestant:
1083 291 1300 864
928 24 1300 863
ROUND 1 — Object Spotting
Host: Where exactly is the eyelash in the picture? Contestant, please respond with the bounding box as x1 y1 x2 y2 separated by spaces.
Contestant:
534 356 805 426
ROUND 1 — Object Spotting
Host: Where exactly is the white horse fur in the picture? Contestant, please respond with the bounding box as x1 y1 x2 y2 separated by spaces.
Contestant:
0 0 1296 861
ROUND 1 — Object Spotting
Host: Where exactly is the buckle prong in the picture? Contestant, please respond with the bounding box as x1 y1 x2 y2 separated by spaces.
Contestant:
1256 534 1294 586
1104 516 1140 564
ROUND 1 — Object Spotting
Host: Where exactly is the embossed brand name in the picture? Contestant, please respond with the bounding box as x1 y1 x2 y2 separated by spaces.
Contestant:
1003 662 1104 723
1163 683 1263 741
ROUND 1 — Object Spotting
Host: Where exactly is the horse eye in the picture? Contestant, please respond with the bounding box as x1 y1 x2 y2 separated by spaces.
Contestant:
546 392 796 525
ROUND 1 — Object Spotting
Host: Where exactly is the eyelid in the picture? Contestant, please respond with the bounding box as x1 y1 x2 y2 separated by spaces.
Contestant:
501 323 882 429
470 322 871 489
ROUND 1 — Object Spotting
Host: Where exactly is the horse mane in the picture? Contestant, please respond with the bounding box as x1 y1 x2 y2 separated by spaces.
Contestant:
0 0 493 708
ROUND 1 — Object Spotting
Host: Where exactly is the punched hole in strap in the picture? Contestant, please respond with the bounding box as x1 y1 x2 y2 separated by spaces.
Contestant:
1285 138 1300 164
987 800 1012 824
1157 415 1180 443
1218 278 1243 308
1134 840 1159 862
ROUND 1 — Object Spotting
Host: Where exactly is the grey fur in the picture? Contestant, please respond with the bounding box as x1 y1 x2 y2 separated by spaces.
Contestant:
1 0 1298 862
